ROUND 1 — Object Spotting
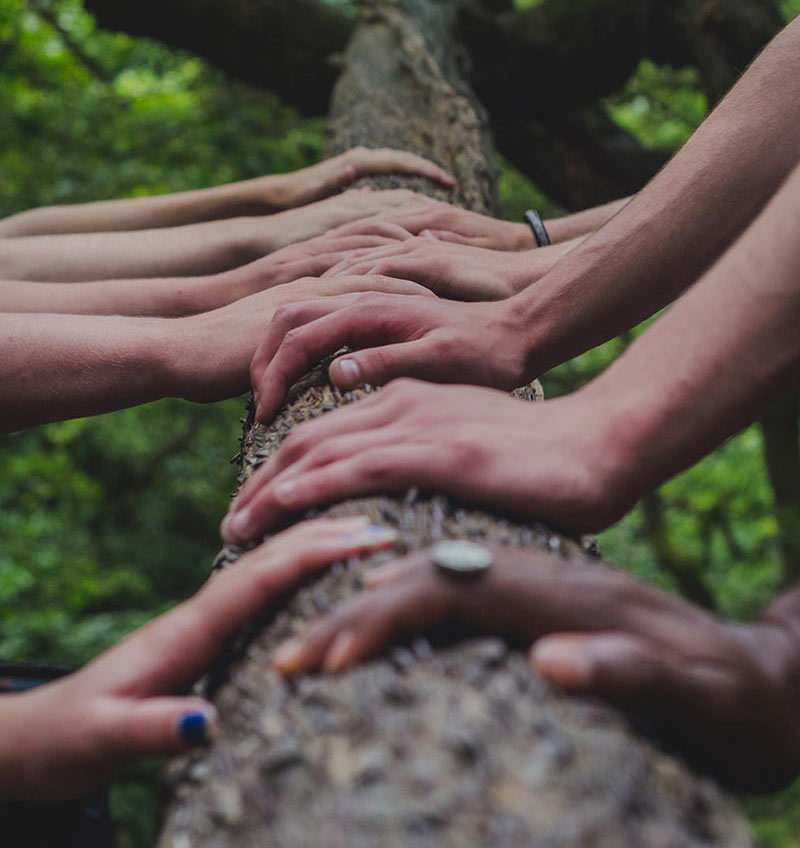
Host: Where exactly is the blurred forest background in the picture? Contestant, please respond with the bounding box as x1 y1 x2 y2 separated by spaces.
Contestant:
1 0 799 844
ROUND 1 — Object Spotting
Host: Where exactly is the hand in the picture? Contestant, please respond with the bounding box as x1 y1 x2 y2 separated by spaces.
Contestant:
226 221 414 302
222 381 627 544
324 234 530 300
271 544 800 792
173 275 435 404
275 147 455 208
340 201 534 250
265 189 434 252
0 516 398 801
249 291 532 423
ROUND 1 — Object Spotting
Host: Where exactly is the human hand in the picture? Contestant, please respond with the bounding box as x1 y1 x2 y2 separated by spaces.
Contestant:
222 381 627 544
338 200 534 251
267 188 434 252
274 147 455 208
271 543 800 792
323 234 532 300
226 221 415 302
0 516 398 801
173 275 435 404
249 290 532 424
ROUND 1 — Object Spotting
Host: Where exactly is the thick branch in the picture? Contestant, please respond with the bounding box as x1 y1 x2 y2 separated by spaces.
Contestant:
82 0 353 115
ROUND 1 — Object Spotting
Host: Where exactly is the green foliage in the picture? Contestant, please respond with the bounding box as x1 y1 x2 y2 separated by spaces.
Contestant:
606 61 708 151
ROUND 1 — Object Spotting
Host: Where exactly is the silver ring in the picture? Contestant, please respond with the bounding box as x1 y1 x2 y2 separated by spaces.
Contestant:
432 540 493 577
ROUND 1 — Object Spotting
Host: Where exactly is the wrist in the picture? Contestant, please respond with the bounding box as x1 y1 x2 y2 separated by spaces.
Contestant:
509 221 537 251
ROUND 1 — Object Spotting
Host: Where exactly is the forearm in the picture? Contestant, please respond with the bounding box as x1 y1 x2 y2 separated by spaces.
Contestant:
518 19 800 374
0 175 287 238
0 272 239 316
0 313 183 431
0 218 266 282
582 160 800 503
545 196 631 243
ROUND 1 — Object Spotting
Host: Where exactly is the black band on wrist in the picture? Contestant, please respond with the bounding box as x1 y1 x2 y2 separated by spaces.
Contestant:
524 209 551 248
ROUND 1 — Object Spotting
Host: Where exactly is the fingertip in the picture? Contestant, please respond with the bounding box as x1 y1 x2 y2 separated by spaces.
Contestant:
221 506 254 543
273 638 307 676
324 630 357 672
330 357 362 389
530 637 595 689
341 164 356 186
176 704 219 747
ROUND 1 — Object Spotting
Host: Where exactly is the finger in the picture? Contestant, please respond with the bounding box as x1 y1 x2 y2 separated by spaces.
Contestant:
328 336 456 390
85 517 398 695
426 229 483 247
315 275 433 298
273 558 448 675
253 291 427 422
354 149 456 187
227 391 404 519
329 219 414 241
97 697 219 760
223 443 452 541
323 241 417 277
530 632 733 715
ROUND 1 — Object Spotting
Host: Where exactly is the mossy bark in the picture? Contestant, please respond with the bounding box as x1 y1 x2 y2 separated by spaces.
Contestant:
156 3 754 845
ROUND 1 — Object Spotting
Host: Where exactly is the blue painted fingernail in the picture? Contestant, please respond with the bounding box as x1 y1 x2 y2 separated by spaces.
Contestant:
178 711 214 746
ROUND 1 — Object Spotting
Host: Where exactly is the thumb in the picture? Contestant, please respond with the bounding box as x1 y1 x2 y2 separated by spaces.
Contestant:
530 632 675 706
329 338 446 389
102 697 219 760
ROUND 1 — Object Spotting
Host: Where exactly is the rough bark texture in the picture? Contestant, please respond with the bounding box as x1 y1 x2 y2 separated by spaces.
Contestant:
157 3 754 845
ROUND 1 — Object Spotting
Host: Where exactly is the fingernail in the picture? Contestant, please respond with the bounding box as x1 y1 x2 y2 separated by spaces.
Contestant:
364 562 403 586
273 638 306 674
177 708 218 746
532 640 594 688
222 507 252 541
324 630 356 672
255 404 265 422
343 525 399 546
334 358 361 388
274 479 297 505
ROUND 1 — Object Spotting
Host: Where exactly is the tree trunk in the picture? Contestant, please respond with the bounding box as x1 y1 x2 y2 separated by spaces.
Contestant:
156 3 754 845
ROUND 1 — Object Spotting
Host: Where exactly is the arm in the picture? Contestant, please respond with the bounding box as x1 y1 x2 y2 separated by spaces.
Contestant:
321 234 587 300
0 147 454 237
235 159 800 543
0 224 411 316
0 517 397 801
0 274 431 432
269 544 800 792
332 195 630 251
0 190 430 282
249 16 800 414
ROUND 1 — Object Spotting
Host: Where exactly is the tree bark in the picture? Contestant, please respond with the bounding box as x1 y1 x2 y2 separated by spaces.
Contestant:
156 2 755 845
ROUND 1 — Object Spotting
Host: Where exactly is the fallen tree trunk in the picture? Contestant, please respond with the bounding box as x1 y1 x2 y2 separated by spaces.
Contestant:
157 2 755 845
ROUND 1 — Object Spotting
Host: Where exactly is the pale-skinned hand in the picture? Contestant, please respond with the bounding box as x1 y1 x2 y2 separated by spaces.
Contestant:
222 380 630 545
0 517 398 802
174 275 435 404
274 147 455 208
271 544 800 793
227 222 415 301
338 200 535 250
249 292 533 424
323 234 530 300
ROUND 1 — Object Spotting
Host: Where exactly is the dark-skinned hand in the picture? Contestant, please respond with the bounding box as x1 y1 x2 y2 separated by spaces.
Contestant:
271 543 800 793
